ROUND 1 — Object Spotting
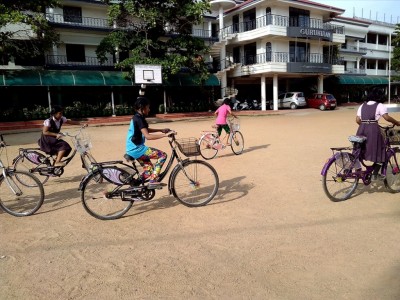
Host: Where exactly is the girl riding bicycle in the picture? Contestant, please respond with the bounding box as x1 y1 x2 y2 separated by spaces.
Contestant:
355 87 400 180
214 97 237 146
125 97 172 189
38 105 87 167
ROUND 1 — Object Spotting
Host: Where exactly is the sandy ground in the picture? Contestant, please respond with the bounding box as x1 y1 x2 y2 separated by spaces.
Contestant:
1 106 400 300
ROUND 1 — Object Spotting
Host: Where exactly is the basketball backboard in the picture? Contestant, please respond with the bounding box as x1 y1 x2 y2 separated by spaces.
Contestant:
134 64 162 84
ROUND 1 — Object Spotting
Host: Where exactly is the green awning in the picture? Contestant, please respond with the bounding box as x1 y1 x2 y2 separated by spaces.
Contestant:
165 74 220 86
337 75 389 85
0 70 133 86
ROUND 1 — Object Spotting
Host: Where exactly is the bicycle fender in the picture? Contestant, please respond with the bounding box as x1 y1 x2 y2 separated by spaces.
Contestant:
321 156 336 176
78 171 97 191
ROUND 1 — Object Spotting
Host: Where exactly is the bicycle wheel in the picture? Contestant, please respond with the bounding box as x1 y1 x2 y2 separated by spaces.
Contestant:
0 170 44 217
385 149 400 193
199 134 218 160
81 152 102 183
322 152 359 202
230 131 244 155
13 154 49 185
170 160 219 207
81 171 133 220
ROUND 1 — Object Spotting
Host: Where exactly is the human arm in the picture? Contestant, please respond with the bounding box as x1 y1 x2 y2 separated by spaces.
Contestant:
356 116 361 125
382 114 400 126
148 128 170 134
66 119 88 127
141 128 171 140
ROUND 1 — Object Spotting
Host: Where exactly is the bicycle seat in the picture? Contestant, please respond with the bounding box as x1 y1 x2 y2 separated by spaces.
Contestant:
348 135 367 143
124 154 135 162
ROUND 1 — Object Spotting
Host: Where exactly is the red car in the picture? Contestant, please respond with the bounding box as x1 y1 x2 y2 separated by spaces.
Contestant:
307 93 337 111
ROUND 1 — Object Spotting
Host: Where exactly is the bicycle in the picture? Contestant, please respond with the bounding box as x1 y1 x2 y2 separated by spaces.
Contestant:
321 124 400 202
78 132 219 220
0 134 45 216
12 125 100 185
198 116 244 160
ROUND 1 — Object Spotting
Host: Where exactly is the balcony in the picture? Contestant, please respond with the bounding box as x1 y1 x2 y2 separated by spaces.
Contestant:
340 46 367 54
344 68 367 75
45 55 114 69
220 15 344 40
46 13 111 30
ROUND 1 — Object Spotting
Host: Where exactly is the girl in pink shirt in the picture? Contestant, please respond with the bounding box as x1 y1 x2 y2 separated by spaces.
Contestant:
214 98 237 146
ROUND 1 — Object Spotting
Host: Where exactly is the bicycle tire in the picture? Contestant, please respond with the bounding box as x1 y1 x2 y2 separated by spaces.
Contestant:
170 160 219 207
199 134 218 160
81 152 103 183
13 154 49 185
322 152 359 202
81 171 133 220
0 170 45 217
230 131 244 155
385 148 400 193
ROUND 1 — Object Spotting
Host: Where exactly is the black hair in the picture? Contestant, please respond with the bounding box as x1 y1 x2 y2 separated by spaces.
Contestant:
50 105 63 115
134 96 150 111
223 97 230 105
367 87 385 103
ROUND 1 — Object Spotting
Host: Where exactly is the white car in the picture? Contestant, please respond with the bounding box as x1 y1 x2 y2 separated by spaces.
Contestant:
269 92 307 109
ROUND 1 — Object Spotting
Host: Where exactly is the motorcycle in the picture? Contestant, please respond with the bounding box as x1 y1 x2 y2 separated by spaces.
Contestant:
231 98 240 110
250 99 261 110
239 99 250 110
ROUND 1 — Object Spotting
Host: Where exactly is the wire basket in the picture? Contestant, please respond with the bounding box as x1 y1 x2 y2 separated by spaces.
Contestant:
383 128 400 145
228 117 240 131
72 132 92 154
176 137 200 157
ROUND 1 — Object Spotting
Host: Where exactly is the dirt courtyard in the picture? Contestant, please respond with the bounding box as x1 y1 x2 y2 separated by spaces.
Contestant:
1 107 400 299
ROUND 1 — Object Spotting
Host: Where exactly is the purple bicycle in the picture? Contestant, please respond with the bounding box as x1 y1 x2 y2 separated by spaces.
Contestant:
321 124 400 202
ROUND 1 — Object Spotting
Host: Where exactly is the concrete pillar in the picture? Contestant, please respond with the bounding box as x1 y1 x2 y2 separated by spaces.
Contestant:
273 74 278 111
318 75 324 93
261 75 266 111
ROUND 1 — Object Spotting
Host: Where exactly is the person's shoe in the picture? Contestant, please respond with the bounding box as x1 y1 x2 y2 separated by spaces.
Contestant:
54 161 66 167
372 174 385 181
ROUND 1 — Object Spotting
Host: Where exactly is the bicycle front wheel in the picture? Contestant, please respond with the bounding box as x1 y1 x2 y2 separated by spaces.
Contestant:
322 153 359 202
13 154 49 185
385 148 400 193
230 131 244 155
81 172 133 220
170 160 219 207
0 170 44 217
199 134 218 160
81 152 102 183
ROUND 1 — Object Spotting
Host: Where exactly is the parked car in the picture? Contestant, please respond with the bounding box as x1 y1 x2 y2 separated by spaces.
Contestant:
268 92 307 109
307 93 337 111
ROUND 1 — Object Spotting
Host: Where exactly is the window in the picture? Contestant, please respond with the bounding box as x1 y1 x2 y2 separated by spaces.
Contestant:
367 33 377 44
63 6 82 23
233 47 241 64
289 7 310 27
266 42 272 62
66 44 85 62
266 7 272 25
289 42 309 62
233 15 239 33
243 9 256 31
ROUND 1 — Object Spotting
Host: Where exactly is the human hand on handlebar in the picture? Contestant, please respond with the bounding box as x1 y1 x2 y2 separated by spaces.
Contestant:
161 128 170 133
166 130 177 137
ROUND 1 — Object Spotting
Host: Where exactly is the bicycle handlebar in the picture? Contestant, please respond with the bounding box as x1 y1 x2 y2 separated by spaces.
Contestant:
60 125 88 138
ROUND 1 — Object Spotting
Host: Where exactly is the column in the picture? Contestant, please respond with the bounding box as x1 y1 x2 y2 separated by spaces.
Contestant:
318 75 324 93
273 74 278 111
261 75 266 111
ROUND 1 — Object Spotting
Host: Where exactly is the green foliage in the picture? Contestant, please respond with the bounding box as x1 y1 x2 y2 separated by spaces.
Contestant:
392 23 400 80
0 0 59 64
96 0 211 82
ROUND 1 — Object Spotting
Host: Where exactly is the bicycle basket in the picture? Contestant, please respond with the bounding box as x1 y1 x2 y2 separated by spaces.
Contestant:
176 137 200 157
73 132 92 154
228 117 240 131
383 128 400 145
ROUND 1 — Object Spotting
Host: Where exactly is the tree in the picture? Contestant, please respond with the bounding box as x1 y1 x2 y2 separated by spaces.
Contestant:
0 0 59 65
96 0 212 82
391 23 400 80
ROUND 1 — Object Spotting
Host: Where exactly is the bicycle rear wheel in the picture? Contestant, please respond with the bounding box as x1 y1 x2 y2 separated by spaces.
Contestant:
322 152 359 202
81 171 133 220
199 134 218 160
13 154 49 185
170 160 219 207
81 152 102 183
230 131 244 155
385 149 400 193
0 170 44 217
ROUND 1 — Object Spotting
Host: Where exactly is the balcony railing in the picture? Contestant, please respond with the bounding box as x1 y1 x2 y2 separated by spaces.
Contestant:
46 13 111 29
340 46 368 53
232 52 343 66
46 55 114 67
221 14 344 38
345 68 366 74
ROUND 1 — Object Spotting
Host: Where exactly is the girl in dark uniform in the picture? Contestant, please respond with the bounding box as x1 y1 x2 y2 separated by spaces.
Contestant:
356 88 400 180
38 105 87 167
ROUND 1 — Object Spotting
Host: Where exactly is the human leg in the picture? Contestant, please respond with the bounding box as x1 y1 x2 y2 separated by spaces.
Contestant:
222 125 231 145
136 147 167 183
